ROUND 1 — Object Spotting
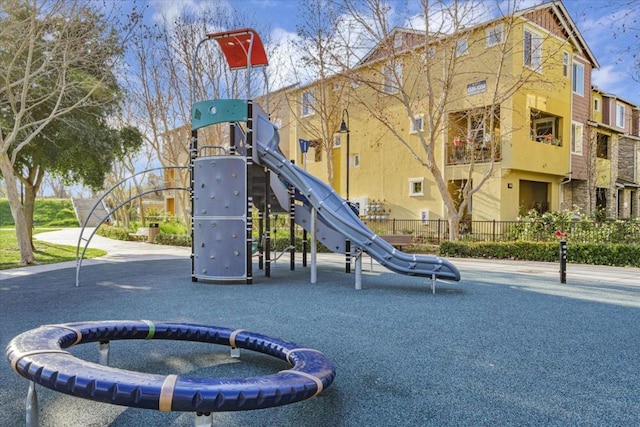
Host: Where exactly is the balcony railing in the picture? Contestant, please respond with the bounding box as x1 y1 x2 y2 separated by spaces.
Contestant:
446 141 501 165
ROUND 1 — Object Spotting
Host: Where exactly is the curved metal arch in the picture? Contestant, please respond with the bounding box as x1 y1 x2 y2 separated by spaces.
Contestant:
75 166 189 287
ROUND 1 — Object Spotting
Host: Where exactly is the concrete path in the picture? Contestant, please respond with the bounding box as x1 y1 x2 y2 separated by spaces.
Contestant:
0 228 189 281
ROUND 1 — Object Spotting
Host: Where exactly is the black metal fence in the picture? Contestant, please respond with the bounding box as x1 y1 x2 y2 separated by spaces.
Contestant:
266 215 640 245
363 218 640 244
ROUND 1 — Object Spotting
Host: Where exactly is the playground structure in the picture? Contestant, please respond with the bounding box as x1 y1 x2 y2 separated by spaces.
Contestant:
190 28 461 287
6 321 335 426
74 27 460 289
190 29 460 288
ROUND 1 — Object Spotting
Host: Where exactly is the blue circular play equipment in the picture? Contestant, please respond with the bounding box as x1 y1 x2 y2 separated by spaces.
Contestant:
6 321 335 414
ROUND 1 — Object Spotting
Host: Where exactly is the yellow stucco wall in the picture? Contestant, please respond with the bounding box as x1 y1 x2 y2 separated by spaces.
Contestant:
283 14 582 222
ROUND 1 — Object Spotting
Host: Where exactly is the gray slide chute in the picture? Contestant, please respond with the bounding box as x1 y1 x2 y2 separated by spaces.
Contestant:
253 104 460 281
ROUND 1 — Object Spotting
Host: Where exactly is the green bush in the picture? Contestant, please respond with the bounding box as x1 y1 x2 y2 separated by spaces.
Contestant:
97 225 134 241
159 221 187 235
155 234 191 246
440 240 640 267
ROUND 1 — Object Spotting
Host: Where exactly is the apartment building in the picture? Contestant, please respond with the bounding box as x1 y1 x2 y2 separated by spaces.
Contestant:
282 1 638 222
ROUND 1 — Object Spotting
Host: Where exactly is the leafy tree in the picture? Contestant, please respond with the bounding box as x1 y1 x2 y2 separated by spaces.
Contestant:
0 0 139 264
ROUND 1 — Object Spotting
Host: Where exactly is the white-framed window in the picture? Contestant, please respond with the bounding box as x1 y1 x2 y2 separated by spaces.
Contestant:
410 114 424 134
394 32 403 49
456 37 468 57
572 62 584 96
383 60 402 94
523 28 542 71
352 153 360 167
301 89 315 117
616 103 625 128
594 98 600 112
486 25 503 47
562 52 569 77
571 122 584 155
532 117 556 143
333 134 341 147
409 177 424 196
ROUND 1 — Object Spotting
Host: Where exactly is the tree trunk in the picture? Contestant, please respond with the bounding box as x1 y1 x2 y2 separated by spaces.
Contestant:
23 183 37 249
0 153 36 264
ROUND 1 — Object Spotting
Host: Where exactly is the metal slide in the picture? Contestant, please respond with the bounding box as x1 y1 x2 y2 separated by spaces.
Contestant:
252 104 460 281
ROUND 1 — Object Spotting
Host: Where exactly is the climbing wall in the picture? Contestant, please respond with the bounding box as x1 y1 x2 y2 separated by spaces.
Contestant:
193 156 248 281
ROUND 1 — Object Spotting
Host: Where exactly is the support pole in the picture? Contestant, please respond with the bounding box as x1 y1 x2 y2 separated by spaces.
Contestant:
264 168 271 278
355 250 362 290
258 210 264 270
431 273 436 295
195 412 212 426
302 229 308 267
310 208 317 284
289 185 295 271
345 239 351 273
26 381 38 427
99 341 110 366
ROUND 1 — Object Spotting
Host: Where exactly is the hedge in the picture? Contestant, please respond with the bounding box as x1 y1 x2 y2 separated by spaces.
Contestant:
439 241 640 268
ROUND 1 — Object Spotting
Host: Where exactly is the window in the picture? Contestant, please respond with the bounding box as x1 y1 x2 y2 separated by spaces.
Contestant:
616 103 625 128
333 134 341 147
410 114 424 134
572 63 584 95
394 32 403 49
571 122 583 155
562 52 569 77
533 117 555 142
594 98 600 111
352 154 360 167
456 38 468 57
596 133 609 159
383 60 402 94
409 178 424 196
486 25 503 47
530 109 561 145
301 89 315 116
523 28 542 70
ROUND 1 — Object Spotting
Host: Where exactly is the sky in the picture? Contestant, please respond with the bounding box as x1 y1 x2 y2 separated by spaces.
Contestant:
146 0 640 106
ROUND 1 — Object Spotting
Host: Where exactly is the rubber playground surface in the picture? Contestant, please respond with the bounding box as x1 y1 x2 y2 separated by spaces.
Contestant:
1 242 639 426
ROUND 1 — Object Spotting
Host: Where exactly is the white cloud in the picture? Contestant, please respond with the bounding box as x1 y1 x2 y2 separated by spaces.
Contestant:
592 64 628 95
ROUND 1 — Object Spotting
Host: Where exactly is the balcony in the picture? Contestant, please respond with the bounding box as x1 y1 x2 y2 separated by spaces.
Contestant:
446 140 501 165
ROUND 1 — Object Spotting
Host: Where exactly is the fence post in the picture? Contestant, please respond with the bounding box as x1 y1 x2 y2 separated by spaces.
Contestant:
492 219 496 242
437 219 441 244
392 218 396 234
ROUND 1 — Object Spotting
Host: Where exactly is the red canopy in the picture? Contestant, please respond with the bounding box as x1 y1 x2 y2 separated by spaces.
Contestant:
206 28 268 70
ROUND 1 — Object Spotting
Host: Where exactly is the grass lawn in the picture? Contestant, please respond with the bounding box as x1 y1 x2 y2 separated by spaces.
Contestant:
0 228 106 270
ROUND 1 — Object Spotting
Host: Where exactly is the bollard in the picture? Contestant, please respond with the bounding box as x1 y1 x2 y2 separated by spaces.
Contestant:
559 238 567 284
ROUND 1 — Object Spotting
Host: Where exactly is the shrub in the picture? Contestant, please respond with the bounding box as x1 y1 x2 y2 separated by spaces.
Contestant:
440 240 640 267
155 234 191 246
97 225 134 241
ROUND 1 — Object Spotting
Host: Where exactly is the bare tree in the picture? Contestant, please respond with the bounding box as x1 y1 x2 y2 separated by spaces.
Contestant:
286 0 354 185
125 4 270 226
331 0 567 239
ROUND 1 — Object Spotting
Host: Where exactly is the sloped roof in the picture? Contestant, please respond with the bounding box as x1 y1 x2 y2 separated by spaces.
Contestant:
358 0 599 69
518 0 599 68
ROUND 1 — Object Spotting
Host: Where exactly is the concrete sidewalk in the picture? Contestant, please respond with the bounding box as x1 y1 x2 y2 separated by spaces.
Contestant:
0 228 189 281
